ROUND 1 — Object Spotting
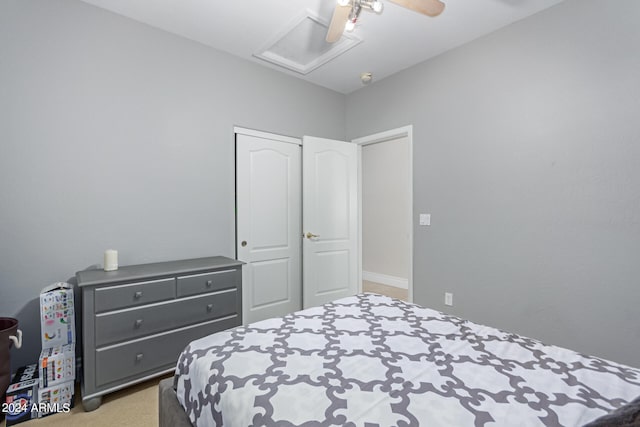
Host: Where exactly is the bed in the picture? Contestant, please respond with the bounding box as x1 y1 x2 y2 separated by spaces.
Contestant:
161 293 640 426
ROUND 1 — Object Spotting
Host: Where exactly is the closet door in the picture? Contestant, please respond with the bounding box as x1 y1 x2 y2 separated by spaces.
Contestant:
236 132 302 324
302 135 358 308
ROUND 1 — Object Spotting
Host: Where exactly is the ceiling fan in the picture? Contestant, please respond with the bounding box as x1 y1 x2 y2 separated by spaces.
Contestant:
326 0 445 43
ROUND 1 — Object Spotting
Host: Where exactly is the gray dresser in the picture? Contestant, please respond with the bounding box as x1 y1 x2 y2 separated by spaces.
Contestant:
76 256 243 411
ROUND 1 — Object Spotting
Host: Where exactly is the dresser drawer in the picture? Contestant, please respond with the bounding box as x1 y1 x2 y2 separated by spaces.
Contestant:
94 315 240 387
94 278 176 313
94 289 239 347
177 269 239 297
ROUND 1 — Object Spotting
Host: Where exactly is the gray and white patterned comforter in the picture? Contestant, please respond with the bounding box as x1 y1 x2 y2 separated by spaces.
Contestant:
175 294 640 426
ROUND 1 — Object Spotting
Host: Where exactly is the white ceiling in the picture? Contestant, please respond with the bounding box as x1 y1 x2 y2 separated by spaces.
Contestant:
80 0 566 94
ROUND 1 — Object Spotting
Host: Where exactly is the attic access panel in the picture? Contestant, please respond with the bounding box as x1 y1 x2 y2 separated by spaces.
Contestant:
254 10 362 75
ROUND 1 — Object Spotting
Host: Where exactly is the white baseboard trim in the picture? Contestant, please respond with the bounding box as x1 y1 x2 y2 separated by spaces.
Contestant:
362 271 408 289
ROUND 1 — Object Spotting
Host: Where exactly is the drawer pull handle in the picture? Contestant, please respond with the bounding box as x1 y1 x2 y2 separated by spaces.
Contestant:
134 319 143 328
207 304 213 313
135 353 144 362
206 280 213 288
134 291 143 299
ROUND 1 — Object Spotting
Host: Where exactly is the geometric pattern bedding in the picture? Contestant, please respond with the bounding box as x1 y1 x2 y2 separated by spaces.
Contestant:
175 294 640 426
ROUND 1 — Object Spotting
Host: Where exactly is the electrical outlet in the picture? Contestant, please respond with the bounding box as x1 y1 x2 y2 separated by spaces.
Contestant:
444 292 453 306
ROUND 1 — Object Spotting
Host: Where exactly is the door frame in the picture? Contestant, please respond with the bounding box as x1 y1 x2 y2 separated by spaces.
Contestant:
352 125 414 303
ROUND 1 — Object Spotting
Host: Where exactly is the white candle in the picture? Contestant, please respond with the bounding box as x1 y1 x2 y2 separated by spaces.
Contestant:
104 249 118 271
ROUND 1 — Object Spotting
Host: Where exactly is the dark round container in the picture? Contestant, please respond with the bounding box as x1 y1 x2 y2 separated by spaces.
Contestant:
1 317 20 400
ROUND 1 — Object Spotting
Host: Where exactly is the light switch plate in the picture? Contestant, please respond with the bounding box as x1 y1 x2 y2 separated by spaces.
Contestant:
419 214 431 226
445 292 453 306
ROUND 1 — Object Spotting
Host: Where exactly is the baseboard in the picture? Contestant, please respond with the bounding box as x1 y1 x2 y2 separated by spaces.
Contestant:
362 271 408 289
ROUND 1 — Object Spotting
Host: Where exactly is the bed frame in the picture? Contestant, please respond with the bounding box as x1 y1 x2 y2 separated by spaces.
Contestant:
158 377 192 427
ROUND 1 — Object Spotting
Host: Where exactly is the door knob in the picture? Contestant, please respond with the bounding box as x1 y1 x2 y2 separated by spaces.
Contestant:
306 232 320 239
241 241 247 247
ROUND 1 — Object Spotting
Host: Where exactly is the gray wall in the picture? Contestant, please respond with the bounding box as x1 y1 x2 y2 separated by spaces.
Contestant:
347 0 640 367
0 0 345 368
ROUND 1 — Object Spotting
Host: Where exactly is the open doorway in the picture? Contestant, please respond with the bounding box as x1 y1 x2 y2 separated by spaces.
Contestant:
354 126 413 302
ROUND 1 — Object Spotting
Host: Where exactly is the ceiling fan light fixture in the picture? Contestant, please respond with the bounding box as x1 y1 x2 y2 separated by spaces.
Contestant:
345 20 356 32
326 0 445 44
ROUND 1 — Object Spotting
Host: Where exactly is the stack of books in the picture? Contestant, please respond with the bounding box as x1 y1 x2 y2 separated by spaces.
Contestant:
37 283 76 418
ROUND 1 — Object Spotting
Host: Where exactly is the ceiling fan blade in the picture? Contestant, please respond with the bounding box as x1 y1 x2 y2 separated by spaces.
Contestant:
326 3 352 43
388 0 445 17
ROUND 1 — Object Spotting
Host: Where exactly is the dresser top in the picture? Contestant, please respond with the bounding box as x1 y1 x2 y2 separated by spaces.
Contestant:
76 256 243 287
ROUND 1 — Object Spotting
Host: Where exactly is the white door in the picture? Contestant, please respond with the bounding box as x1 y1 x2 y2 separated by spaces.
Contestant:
302 136 359 308
236 132 302 323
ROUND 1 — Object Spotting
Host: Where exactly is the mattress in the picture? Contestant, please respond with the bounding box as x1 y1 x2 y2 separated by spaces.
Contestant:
175 293 640 426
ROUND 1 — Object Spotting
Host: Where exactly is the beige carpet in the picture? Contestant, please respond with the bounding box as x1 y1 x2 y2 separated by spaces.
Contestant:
362 280 408 301
2 374 169 427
